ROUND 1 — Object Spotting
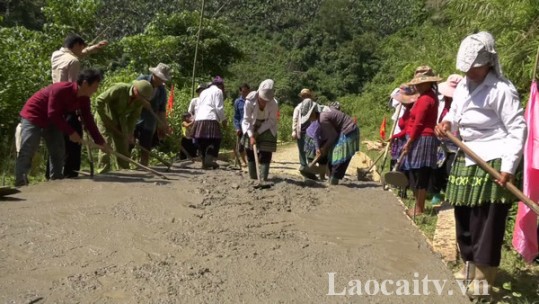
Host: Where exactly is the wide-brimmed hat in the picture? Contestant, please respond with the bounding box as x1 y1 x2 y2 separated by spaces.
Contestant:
391 84 418 104
298 88 313 98
438 74 463 98
408 66 443 86
257 79 275 102
132 80 153 101
149 63 171 82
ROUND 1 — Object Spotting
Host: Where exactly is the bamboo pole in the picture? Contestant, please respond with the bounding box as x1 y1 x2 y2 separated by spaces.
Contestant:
532 44 539 81
445 132 539 216
191 0 206 98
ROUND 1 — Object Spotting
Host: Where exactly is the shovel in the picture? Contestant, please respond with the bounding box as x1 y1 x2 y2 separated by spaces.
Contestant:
383 152 408 189
82 139 170 180
252 143 272 189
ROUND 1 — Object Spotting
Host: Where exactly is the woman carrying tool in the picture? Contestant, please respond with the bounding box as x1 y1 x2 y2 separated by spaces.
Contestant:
305 102 359 185
401 66 442 217
241 79 279 181
435 32 526 294
388 84 417 197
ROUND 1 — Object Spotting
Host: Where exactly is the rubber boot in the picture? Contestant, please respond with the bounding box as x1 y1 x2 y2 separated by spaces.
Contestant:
247 162 258 180
260 163 270 181
329 176 339 185
318 165 327 180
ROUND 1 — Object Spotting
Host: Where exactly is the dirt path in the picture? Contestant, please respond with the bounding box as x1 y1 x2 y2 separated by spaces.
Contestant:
0 145 468 303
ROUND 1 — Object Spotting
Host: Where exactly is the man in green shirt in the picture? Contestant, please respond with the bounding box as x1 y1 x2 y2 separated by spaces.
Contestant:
95 80 153 173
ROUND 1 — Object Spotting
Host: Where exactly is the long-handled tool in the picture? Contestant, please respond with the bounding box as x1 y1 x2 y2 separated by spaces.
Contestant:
357 149 385 181
383 152 408 189
233 135 242 169
380 104 403 179
252 144 272 189
445 132 539 216
82 140 169 180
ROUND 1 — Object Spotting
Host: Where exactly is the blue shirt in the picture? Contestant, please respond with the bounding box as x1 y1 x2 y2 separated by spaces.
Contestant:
233 96 246 130
136 74 167 131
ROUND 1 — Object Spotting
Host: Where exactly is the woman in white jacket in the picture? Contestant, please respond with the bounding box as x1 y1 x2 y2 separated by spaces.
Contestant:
241 79 279 181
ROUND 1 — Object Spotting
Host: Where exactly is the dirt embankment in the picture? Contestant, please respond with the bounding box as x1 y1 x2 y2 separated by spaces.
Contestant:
0 145 467 303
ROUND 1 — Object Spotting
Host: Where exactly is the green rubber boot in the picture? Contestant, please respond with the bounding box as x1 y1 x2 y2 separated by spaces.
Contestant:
247 162 258 180
260 163 270 181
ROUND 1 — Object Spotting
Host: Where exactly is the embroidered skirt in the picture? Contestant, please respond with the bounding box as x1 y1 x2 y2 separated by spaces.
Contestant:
241 130 277 153
402 135 438 170
192 120 222 139
330 128 359 166
445 152 521 207
390 137 406 160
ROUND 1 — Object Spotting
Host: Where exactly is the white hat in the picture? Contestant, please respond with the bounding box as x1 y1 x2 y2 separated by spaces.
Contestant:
149 63 172 81
257 79 275 101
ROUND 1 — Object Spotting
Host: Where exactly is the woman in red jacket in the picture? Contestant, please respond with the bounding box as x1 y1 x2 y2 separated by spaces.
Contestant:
402 66 442 216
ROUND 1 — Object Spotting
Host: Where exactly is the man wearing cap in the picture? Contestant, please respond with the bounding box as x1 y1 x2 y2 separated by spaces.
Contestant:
241 79 279 180
192 76 227 169
292 88 317 177
47 33 108 178
188 83 208 117
15 69 110 186
234 83 250 167
133 63 171 166
95 80 153 173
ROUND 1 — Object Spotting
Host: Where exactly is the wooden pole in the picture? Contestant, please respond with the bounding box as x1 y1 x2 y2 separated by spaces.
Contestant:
445 132 539 216
82 140 170 180
191 0 206 98
380 103 403 173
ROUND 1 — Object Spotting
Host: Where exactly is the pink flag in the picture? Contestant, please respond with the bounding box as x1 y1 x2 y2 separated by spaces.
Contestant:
512 80 539 263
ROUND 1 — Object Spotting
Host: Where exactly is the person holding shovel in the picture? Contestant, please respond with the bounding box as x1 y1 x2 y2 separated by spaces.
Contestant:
233 83 251 167
95 80 153 173
133 63 171 166
435 32 526 294
15 69 110 186
241 79 279 181
305 102 359 185
401 66 442 217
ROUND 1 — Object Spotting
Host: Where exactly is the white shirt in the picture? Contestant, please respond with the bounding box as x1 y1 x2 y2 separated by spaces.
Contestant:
390 100 405 135
443 71 527 174
51 47 80 83
242 91 278 137
194 85 225 122
188 97 198 116
292 103 301 138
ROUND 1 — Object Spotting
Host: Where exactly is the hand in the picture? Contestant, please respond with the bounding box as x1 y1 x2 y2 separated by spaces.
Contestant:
496 172 513 187
69 132 82 144
96 40 108 48
315 149 322 158
435 121 451 137
236 129 243 136
292 133 297 140
401 142 411 156
250 136 256 146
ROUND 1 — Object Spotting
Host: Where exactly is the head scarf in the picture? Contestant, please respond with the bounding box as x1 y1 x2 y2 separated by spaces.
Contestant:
456 32 502 77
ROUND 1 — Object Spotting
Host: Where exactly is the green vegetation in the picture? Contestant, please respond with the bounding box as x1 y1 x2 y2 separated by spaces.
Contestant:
0 1 538 300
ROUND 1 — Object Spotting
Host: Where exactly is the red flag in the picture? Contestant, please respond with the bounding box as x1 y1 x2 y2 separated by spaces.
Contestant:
166 84 175 118
379 116 387 140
